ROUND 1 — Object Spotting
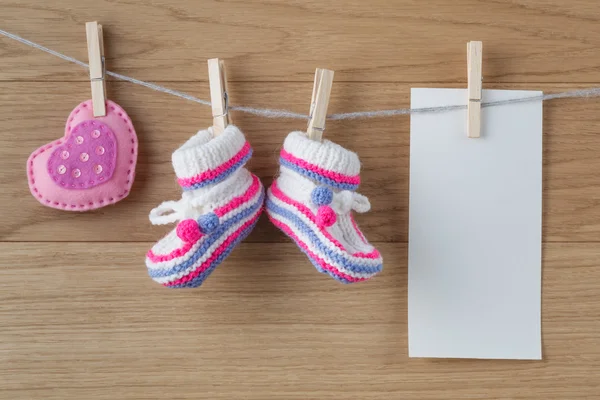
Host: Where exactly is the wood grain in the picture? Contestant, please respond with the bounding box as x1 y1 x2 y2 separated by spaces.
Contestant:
2 0 600 399
1 82 600 242
2 1 600 83
1 243 599 400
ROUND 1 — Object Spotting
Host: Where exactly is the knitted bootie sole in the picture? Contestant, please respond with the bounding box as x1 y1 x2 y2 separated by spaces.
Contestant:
146 126 264 288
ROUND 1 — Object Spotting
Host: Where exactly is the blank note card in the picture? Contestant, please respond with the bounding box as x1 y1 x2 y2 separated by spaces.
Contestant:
408 89 543 360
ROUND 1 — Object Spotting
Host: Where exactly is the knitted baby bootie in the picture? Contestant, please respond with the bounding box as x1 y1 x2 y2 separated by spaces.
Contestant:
266 131 383 283
146 125 264 288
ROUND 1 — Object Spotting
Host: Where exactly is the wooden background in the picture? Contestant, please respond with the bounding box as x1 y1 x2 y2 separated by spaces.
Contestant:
1 1 600 399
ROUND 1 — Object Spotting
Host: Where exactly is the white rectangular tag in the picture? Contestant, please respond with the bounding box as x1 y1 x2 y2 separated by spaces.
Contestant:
408 88 543 360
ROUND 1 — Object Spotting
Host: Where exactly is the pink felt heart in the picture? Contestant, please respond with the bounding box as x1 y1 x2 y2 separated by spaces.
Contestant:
27 99 138 211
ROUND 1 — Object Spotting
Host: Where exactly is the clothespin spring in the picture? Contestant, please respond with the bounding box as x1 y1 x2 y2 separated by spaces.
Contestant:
308 102 325 133
213 91 229 119
90 56 105 83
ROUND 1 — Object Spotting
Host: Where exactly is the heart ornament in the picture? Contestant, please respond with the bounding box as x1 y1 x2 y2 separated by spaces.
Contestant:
27 99 138 211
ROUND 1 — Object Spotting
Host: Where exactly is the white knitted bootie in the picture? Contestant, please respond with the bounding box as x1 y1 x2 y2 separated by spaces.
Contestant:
146 125 264 288
266 131 382 283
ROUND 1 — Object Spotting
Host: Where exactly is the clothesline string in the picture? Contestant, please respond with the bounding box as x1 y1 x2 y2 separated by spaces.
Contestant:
2 28 600 120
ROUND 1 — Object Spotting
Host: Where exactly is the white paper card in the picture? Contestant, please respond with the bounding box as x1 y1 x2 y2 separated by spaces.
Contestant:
408 89 543 360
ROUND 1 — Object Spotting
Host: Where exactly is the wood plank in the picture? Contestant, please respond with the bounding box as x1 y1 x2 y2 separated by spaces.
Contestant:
2 2 600 399
1 82 600 242
2 1 600 83
0 242 598 399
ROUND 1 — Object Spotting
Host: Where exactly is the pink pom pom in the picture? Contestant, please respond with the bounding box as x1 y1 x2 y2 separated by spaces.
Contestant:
176 219 202 243
316 205 336 227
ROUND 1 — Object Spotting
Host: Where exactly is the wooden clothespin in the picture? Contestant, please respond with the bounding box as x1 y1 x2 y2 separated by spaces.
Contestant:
467 41 483 138
85 21 106 117
207 58 231 136
307 68 334 141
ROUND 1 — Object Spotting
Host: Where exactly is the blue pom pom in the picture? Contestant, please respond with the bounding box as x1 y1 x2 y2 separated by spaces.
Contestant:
198 212 220 234
311 186 333 206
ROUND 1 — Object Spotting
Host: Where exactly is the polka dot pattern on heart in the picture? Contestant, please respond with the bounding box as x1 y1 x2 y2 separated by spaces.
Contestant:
47 120 117 190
